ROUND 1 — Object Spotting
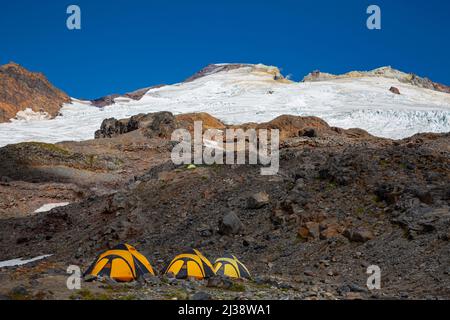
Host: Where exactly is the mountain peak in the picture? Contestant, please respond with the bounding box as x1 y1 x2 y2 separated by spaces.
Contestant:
184 63 288 83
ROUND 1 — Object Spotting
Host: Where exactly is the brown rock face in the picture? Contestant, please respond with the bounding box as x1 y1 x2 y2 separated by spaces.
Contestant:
183 64 253 83
0 62 70 123
90 85 165 108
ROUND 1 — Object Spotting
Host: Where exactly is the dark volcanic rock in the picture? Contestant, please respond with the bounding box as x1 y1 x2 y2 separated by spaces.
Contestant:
392 207 450 239
299 128 318 138
91 85 165 108
219 212 243 235
191 291 212 300
246 192 270 209
389 86 401 95
184 64 253 83
95 111 176 139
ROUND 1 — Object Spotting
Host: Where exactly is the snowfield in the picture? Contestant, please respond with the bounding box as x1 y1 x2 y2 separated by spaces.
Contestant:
0 64 449 147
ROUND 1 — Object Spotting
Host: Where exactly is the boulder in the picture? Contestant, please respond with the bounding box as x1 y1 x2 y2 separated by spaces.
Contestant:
319 219 345 239
299 128 318 138
298 221 320 240
375 184 403 205
343 228 374 243
219 212 243 235
246 192 270 209
95 111 176 139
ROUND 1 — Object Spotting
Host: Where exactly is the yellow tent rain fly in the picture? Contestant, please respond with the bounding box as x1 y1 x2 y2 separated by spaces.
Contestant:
84 244 155 282
213 254 251 279
164 249 215 280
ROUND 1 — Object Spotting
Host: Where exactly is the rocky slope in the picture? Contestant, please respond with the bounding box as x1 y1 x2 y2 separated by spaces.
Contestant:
0 112 449 300
0 62 70 123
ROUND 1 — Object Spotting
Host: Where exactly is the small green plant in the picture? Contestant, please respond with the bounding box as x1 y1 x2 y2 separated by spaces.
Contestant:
228 282 246 292
326 182 336 191
379 159 388 167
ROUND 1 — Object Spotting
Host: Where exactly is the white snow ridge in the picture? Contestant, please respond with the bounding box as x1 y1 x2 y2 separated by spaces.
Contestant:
0 63 449 147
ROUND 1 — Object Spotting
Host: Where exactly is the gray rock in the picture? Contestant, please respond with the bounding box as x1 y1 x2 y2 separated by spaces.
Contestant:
246 192 270 209
304 270 316 277
142 274 161 285
219 212 243 235
95 111 176 139
0 176 12 183
347 283 368 293
110 192 129 211
343 228 374 243
83 274 98 282
299 128 318 138
206 276 223 288
191 291 212 300
10 285 28 297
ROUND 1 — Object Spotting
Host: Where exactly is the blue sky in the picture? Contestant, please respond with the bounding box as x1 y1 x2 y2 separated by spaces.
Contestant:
1 0 449 99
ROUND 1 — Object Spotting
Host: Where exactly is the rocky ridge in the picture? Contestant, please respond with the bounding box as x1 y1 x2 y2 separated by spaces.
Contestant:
0 62 70 123
303 66 450 94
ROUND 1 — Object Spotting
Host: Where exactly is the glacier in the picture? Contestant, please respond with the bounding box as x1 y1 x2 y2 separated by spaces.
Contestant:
0 64 449 147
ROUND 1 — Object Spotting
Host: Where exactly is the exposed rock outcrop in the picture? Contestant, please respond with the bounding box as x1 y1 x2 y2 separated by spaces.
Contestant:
184 63 290 83
0 62 70 123
390 86 401 95
90 85 165 108
303 66 450 94
94 111 372 144
94 111 177 139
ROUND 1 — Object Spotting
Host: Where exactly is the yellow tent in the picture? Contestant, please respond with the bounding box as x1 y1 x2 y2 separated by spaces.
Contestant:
84 244 155 282
213 254 251 279
164 249 215 280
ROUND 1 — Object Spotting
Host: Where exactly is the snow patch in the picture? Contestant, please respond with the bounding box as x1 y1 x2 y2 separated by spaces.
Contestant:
12 108 51 122
34 202 70 213
0 255 53 268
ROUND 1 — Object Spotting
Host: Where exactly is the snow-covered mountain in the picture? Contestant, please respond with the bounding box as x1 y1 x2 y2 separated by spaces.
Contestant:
0 63 449 147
